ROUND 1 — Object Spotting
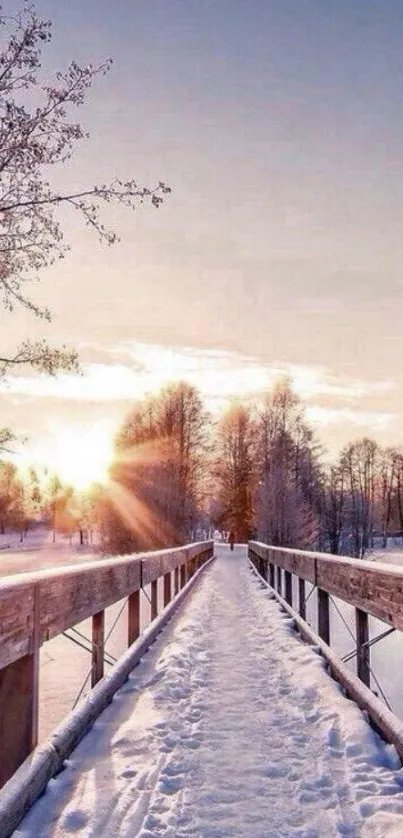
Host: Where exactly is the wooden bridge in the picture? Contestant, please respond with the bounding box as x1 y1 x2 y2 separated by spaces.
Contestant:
1 541 403 835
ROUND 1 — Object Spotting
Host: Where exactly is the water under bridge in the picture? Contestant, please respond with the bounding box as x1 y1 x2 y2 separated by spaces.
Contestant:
2 542 403 836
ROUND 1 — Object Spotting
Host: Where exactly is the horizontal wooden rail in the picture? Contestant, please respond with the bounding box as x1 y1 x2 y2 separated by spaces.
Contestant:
0 540 214 787
248 540 403 717
249 541 403 629
248 560 403 764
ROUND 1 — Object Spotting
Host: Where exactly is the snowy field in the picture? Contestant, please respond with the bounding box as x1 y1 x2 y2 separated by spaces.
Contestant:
15 547 403 837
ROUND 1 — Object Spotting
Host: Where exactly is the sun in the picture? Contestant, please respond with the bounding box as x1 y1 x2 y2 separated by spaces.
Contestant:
29 422 115 491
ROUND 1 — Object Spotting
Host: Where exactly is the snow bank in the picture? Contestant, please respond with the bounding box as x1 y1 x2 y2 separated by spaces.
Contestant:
14 546 403 837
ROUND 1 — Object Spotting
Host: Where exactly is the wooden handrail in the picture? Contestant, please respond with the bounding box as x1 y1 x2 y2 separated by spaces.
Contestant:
249 541 403 628
248 539 403 698
0 540 214 787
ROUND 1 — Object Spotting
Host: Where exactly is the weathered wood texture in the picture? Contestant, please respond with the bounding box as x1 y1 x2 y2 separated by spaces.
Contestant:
0 541 214 672
163 572 171 607
91 611 105 688
356 608 370 688
284 570 292 606
0 552 216 838
128 590 140 646
318 589 330 645
249 567 403 768
151 579 158 621
0 540 213 788
0 650 39 788
249 541 403 630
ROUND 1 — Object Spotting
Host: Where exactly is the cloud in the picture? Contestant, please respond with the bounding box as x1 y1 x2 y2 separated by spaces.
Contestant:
1 343 396 416
306 405 396 431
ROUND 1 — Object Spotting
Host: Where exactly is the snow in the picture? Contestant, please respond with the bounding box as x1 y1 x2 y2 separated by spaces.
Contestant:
14 546 403 837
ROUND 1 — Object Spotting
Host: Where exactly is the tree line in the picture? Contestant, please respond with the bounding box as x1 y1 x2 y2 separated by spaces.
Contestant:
1 376 403 559
91 377 403 559
0 463 101 546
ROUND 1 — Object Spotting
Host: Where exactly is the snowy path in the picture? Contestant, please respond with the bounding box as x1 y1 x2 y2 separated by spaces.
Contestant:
15 546 403 838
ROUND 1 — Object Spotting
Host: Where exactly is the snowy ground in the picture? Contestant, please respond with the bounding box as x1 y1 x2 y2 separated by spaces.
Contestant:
0 528 98 576
15 546 403 837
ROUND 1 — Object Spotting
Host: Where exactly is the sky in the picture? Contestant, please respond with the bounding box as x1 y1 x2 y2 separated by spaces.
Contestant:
2 0 403 474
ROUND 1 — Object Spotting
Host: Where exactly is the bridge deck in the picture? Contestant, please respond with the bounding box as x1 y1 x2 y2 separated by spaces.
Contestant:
16 546 403 837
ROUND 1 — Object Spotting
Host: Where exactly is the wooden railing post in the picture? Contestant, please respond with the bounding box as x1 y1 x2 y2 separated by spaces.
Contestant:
284 570 292 606
151 579 158 620
174 566 179 595
128 589 140 646
164 572 172 607
269 564 275 587
276 566 282 596
318 589 330 645
298 578 306 620
0 585 40 787
180 562 187 588
356 607 370 687
91 610 105 687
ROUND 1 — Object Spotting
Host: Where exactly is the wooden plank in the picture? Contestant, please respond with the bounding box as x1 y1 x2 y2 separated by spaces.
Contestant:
318 589 330 645
0 583 36 669
0 543 213 673
187 541 214 561
315 557 403 630
356 608 370 687
0 650 39 788
249 541 403 631
250 542 316 584
128 590 140 646
39 560 142 645
163 572 171 607
91 611 105 688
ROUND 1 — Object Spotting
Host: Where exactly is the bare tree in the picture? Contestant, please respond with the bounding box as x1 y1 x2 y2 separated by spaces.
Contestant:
255 378 319 549
214 404 255 543
102 382 210 554
340 438 379 558
0 2 170 375
320 464 346 555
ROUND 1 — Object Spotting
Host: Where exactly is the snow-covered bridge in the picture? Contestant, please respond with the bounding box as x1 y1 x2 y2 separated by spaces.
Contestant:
2 544 403 836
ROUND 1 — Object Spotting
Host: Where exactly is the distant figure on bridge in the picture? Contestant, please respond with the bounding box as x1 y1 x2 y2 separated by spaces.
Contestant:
228 531 235 551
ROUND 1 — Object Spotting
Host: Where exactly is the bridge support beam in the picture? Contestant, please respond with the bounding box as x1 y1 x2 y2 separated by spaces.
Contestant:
355 607 370 687
318 589 330 645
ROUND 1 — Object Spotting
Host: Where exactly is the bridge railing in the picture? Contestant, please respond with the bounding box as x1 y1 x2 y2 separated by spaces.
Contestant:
248 541 403 757
248 540 403 688
0 540 213 787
